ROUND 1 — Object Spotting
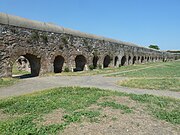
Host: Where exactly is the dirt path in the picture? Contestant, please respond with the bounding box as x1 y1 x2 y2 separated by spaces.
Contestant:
0 75 179 99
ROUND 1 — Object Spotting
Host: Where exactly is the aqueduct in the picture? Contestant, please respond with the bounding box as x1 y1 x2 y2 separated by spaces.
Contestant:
0 13 176 78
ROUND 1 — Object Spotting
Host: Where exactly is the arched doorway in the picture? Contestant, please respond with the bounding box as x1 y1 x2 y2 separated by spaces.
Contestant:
121 56 126 66
138 56 140 63
152 57 154 62
93 56 98 69
132 56 136 64
74 55 86 71
128 56 131 65
141 56 144 63
114 56 118 67
12 54 41 78
54 55 64 73
147 57 150 62
103 55 111 68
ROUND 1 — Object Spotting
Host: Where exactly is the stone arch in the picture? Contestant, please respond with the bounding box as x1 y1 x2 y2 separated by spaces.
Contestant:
114 56 118 67
128 56 131 65
141 56 144 63
54 55 65 73
121 56 126 66
152 57 154 62
156 57 158 61
147 56 150 62
132 56 136 64
103 55 111 68
12 53 41 77
74 55 87 71
93 56 99 68
138 56 140 63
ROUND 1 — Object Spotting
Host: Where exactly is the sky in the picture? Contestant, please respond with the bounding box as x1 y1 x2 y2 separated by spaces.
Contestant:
0 0 180 50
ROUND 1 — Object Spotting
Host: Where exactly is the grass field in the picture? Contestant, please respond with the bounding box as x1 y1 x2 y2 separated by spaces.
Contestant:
112 61 180 78
119 78 180 92
0 87 179 134
116 61 180 91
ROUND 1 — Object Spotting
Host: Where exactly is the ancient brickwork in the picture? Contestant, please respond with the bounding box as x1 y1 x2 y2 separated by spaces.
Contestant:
0 13 175 77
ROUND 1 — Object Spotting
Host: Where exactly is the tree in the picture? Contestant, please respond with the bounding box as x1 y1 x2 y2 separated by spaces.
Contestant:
148 45 160 50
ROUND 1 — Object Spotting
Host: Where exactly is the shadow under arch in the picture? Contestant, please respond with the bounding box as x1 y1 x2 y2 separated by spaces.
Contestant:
121 56 126 66
147 56 150 62
128 56 131 64
74 55 87 72
114 56 118 67
141 56 144 63
93 56 99 68
12 53 41 79
54 55 65 73
132 56 136 64
103 55 111 68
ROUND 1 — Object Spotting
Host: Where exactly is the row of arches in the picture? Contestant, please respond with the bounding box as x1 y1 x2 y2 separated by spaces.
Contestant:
12 53 165 78
13 54 88 78
104 55 162 67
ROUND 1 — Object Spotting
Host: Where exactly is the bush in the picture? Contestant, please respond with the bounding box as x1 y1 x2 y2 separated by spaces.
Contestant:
89 65 94 70
41 33 48 44
98 64 102 69
64 67 70 72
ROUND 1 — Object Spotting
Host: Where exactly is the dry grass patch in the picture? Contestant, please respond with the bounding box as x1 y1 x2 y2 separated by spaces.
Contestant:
35 108 65 126
62 99 180 135
0 110 10 121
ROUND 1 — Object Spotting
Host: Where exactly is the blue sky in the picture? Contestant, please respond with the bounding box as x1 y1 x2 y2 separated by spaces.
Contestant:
0 0 179 50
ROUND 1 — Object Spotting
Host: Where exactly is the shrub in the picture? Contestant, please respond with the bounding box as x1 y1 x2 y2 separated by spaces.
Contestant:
64 67 70 72
26 31 39 43
98 64 102 69
89 65 94 70
41 33 48 44
61 37 68 45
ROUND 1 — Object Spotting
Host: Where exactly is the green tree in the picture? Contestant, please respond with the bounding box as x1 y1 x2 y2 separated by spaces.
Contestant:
148 45 160 50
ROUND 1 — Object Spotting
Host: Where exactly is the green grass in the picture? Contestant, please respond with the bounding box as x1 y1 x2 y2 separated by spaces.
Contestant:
98 101 132 113
0 78 18 88
0 87 179 134
12 64 30 75
129 94 180 124
119 78 180 92
114 61 180 91
112 61 180 77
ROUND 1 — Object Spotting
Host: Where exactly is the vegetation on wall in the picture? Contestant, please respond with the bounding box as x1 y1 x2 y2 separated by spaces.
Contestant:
148 45 160 50
27 31 39 43
41 33 48 44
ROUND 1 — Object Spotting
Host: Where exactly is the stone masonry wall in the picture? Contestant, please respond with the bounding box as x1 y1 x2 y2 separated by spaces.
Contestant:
0 13 175 77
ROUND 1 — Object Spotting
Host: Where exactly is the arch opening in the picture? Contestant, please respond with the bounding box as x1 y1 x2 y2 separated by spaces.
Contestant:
93 56 99 69
147 57 150 62
103 55 111 68
152 57 154 62
141 56 144 63
114 56 118 67
54 55 65 73
12 54 41 78
121 56 126 66
132 56 136 64
137 56 140 63
128 56 131 65
74 55 86 72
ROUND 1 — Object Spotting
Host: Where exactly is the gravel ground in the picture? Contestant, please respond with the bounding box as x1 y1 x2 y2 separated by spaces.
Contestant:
0 75 179 99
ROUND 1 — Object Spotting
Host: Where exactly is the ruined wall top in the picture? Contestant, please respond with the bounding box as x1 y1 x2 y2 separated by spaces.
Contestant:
0 12 161 52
